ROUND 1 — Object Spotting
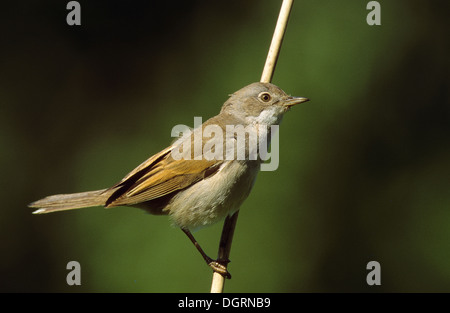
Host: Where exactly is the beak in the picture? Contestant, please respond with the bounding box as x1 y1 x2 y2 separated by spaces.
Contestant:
283 96 310 108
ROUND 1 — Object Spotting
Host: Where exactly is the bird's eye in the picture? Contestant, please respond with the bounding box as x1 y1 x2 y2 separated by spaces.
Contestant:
258 92 272 102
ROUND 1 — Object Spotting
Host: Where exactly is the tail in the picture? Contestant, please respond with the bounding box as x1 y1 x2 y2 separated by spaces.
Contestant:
29 189 112 214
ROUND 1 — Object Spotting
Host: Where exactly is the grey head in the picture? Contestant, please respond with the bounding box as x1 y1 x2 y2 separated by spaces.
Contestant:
220 82 309 126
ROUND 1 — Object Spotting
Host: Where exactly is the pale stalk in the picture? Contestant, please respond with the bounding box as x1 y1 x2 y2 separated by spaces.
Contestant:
260 0 294 84
210 0 295 293
210 212 239 293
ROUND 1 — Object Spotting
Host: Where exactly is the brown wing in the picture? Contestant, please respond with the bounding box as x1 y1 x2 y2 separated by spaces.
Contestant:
105 145 223 207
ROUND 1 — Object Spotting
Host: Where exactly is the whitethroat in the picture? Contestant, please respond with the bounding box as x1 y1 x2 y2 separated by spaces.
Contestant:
29 82 309 278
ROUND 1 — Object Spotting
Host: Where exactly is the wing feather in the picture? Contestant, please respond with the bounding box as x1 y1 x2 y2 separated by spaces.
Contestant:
106 143 223 207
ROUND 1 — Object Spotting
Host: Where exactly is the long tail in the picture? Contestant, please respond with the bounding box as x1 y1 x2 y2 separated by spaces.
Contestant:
29 189 112 214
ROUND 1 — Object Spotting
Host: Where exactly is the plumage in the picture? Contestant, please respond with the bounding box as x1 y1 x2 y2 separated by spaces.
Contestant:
29 82 309 231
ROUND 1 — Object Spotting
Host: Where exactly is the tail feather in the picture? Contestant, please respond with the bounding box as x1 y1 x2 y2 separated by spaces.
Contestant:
29 189 111 214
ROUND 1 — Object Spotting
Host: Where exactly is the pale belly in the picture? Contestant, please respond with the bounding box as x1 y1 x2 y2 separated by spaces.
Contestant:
166 160 260 230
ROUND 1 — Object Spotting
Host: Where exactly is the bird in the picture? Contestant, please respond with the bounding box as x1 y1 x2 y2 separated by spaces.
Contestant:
29 82 309 278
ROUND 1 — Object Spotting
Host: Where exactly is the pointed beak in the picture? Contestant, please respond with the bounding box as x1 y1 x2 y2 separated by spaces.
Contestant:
283 96 310 108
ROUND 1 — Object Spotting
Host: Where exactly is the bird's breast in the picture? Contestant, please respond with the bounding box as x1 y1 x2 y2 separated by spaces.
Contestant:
167 160 260 230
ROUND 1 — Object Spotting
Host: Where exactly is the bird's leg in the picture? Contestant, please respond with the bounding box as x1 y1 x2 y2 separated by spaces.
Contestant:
181 228 231 279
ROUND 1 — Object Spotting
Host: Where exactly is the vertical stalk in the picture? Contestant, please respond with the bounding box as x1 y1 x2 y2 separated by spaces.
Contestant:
210 0 295 293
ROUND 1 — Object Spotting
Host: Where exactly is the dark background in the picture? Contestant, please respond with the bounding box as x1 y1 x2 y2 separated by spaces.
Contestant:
1 0 449 292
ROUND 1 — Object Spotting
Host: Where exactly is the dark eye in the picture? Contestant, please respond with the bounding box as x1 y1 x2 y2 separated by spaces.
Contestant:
259 92 272 102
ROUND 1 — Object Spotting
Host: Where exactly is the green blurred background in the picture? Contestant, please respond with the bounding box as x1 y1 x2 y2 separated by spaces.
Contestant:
1 0 449 292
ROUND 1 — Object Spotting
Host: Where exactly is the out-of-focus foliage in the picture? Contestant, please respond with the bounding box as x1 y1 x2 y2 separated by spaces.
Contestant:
1 0 449 292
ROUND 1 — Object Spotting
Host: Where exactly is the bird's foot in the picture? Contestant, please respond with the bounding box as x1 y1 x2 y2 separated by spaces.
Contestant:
207 258 231 279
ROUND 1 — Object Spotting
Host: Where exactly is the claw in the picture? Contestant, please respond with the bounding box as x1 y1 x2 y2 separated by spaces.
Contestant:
208 260 231 279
